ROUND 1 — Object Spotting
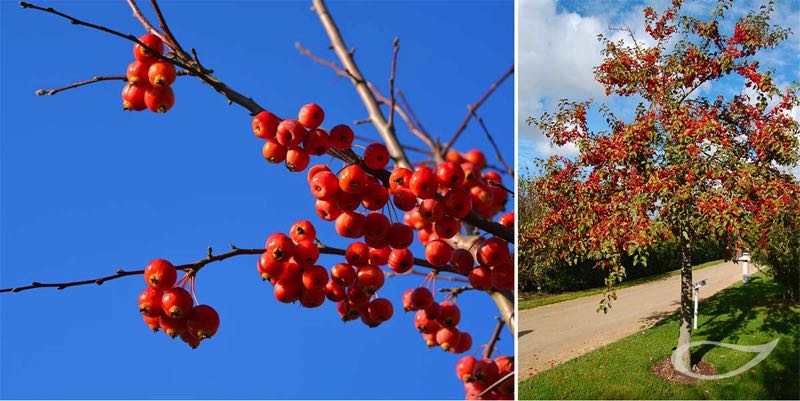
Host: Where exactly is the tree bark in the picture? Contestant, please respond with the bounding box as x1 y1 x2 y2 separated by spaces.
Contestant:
677 238 693 369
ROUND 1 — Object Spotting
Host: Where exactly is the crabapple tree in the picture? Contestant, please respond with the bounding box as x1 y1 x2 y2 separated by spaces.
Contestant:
527 0 799 370
2 0 515 398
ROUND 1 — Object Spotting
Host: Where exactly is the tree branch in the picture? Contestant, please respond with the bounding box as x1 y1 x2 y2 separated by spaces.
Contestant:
387 37 399 133
483 316 505 359
35 71 193 96
471 111 514 177
478 371 514 398
125 0 166 43
442 64 514 154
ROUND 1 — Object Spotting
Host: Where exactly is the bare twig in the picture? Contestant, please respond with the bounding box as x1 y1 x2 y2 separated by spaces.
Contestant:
443 64 514 154
438 286 475 298
35 70 193 96
388 37 399 132
125 0 166 42
148 0 184 54
311 0 411 169
478 371 514 398
397 90 433 139
483 317 506 359
471 111 514 177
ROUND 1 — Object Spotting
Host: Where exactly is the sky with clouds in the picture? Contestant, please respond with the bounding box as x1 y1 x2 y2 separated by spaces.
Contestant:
518 0 800 176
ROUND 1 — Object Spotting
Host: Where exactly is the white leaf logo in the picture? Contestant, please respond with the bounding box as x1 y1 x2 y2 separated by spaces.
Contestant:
671 339 780 380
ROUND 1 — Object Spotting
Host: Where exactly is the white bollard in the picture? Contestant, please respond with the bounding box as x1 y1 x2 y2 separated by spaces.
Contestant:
741 253 751 284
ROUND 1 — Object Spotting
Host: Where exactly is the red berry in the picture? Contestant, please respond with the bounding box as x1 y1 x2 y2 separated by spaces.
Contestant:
161 287 194 318
144 259 177 291
274 278 301 303
325 280 347 302
361 181 389 210
452 331 472 354
436 327 460 351
307 164 331 184
418 198 445 222
491 263 514 290
126 60 151 86
159 315 187 338
303 128 331 155
293 239 320 267
360 310 381 328
389 167 413 191
409 168 439 199
143 314 161 332
345 242 370 265
445 150 464 164
356 264 384 294
469 266 492 291
425 239 453 267
337 300 359 321
470 184 495 211
498 212 514 228
409 287 434 310
148 61 176 88
329 125 354 150
290 220 316 243
473 359 500 384
363 143 390 170
302 265 328 291
443 188 473 219
133 33 164 61
339 165 368 194
450 249 475 275
298 103 324 129
388 223 414 249
434 216 461 239
369 246 391 265
331 263 356 286
310 170 339 200
335 211 366 238
363 212 391 242
367 298 394 322
276 120 306 147
138 287 163 318
262 139 287 163
265 233 294 262
347 286 370 306
456 356 477 382
285 147 310 172
388 248 414 273
299 288 326 308
187 305 220 340
336 190 361 212
144 86 174 113
121 83 147 111
257 251 284 281
315 199 342 221
436 162 465 188
424 301 441 320
180 329 201 349
436 301 461 327
461 163 482 188
463 149 487 169
477 237 510 267
252 111 280 139
365 232 390 249
392 188 418 211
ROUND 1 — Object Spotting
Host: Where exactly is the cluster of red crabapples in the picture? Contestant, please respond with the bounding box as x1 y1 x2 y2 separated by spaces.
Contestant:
259 220 395 327
456 354 514 400
137 258 220 349
121 33 176 113
406 279 473 354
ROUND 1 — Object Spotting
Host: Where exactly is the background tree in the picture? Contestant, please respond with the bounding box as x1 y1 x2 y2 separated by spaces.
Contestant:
528 0 799 371
0 1 514 398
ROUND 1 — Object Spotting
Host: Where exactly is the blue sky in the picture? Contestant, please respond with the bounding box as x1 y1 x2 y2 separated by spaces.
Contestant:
0 1 513 399
519 0 800 176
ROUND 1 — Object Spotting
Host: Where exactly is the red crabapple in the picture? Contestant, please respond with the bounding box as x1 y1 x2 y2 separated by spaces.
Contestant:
425 239 453 267
356 264 384 294
339 165 368 194
436 301 461 328
325 280 347 302
369 247 391 266
331 263 356 286
469 266 493 291
159 315 187 338
452 331 472 354
143 314 160 332
161 287 194 318
436 327 460 351
409 287 434 310
274 279 301 303
285 147 310 172
388 248 414 273
303 128 331 155
265 233 294 262
392 188 418 211
187 305 220 340
478 237 510 266
126 60 150 86
409 168 439 199
252 110 280 140
144 259 177 291
329 125 354 150
180 330 201 349
335 211 366 238
148 61 176 88
315 199 342 221
276 119 307 147
301 265 329 291
299 289 326 308
121 83 147 111
456 355 477 382
367 298 394 322
262 139 287 163
450 249 475 275
138 287 163 318
258 252 284 281
310 171 339 200
144 86 174 113
436 162 465 188
389 167 413 191
363 143 390 170
290 220 316 243
133 33 163 61
345 242 371 265
297 103 324 129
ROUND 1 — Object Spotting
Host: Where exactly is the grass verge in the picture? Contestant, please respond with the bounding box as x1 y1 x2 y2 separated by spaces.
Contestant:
519 259 724 310
519 273 800 400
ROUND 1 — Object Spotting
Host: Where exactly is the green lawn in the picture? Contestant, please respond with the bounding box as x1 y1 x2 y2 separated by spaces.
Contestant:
519 259 724 310
519 274 800 400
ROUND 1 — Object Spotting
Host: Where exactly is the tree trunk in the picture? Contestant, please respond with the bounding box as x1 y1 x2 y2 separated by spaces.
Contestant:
677 239 693 369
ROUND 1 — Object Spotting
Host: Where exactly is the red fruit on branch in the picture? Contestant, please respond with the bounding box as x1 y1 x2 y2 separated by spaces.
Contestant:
266 233 295 262
329 124 354 150
418 198 445 222
252 110 280 140
297 103 325 129
339 165 368 194
463 149 487 169
392 188 418 211
159 314 187 338
369 247 391 266
452 331 472 354
303 128 331 155
477 237 510 267
367 298 394 322
138 287 163 318
161 287 194 318
425 239 453 267
450 249 475 275
126 60 150 86
389 167 413 191
363 212 391 241
310 170 340 200
443 188 473 219
325 280 347 302
276 119 306 147
121 83 147 111
291 240 320 267
179 330 201 349
285 147 310 172
473 359 500 384
257 252 284 282
456 355 477 382
335 211 366 238
436 162 466 188
331 263 356 286
187 305 220 340
433 216 461 239
355 264 384 294
498 212 514 228
436 301 461 328
337 300 359 321
302 265 329 291
347 286 370 306
361 181 389 210
299 289 326 308
262 139 287 163
491 263 514 290
436 327 460 351
144 86 174 113
363 143 390 170
274 278 301 303
388 223 414 249
345 242 371 265
315 199 342 221
408 287 434 311
142 314 160 332
144 259 177 291
469 266 492 291
133 33 163 61
290 220 316 243
388 248 414 273
409 168 439 199
148 61 176 88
